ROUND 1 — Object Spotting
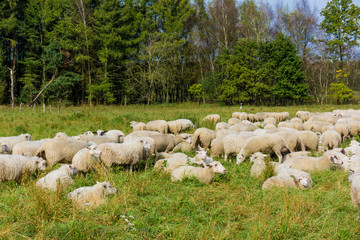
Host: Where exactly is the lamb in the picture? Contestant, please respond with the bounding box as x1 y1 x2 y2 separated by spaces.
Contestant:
35 139 89 167
320 130 341 151
282 151 344 171
348 168 360 220
223 132 255 161
130 121 147 131
250 152 267 177
171 161 226 184
334 122 350 141
158 152 188 160
191 128 216 151
236 134 290 164
0 133 32 153
216 122 230 131
72 145 102 173
125 131 189 152
0 155 46 183
0 143 10 154
97 139 151 169
36 164 78 191
12 140 47 157
146 120 168 134
262 174 312 190
67 181 118 207
202 114 221 124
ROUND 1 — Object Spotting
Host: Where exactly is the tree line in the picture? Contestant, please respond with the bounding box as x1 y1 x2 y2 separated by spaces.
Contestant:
0 0 359 106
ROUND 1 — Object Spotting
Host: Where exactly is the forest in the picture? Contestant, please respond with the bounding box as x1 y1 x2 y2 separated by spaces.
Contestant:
0 0 359 106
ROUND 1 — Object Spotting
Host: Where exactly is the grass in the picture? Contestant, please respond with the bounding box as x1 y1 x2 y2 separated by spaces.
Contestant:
0 103 360 239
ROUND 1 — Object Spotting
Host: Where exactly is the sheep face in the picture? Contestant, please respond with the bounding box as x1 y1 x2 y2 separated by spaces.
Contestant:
61 164 78 175
89 145 102 160
196 150 207 161
54 132 67 139
350 140 360 147
236 154 245 165
98 182 118 195
141 140 151 152
329 155 345 167
250 152 267 163
97 130 105 136
22 133 32 141
209 161 226 174
130 121 136 127
84 131 94 136
34 158 47 170
0 143 10 153
180 134 192 144
349 168 360 182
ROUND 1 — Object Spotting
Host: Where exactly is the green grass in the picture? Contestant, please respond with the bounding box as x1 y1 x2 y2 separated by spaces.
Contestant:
0 103 360 239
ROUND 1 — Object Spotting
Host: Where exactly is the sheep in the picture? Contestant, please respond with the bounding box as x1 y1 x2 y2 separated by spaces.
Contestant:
263 117 277 127
216 129 238 139
262 174 312 190
250 152 267 177
345 140 360 156
281 112 290 121
12 140 47 157
0 133 32 153
130 121 147 131
247 114 255 122
320 130 341 151
348 168 360 220
191 128 216 151
236 134 290 164
124 136 157 159
209 138 224 157
167 121 182 135
216 122 230 131
264 124 276 130
296 131 320 151
321 125 335 133
242 121 258 131
72 145 102 173
125 131 189 152
229 123 251 132
67 181 118 207
35 139 89 167
223 132 255 162
282 151 345 171
228 118 242 126
303 121 332 133
0 155 46 183
232 112 247 120
283 151 311 162
97 139 151 169
0 143 10 154
254 112 269 122
266 128 304 152
172 142 193 153
334 122 350 141
348 120 360 137
175 119 194 131
78 135 116 145
296 111 311 122
158 152 188 160
96 130 125 143
171 161 226 184
36 164 78 191
146 120 168 134
54 132 75 140
202 114 221 124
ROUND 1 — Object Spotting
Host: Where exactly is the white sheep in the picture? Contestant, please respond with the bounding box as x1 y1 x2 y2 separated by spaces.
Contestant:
36 164 78 191
167 120 182 135
334 122 350 141
12 140 48 157
320 130 341 151
0 155 46 182
348 168 360 220
72 145 102 173
67 181 118 207
0 133 32 153
223 132 255 162
130 121 147 131
171 161 226 184
146 120 168 134
263 117 277 127
209 138 224 157
175 119 194 131
215 122 230 131
236 134 290 164
250 152 267 177
296 131 320 151
172 142 193 153
96 129 125 143
191 128 216 151
215 129 238 139
262 174 312 190
35 139 89 167
97 139 150 170
303 121 331 133
202 114 221 124
0 143 10 154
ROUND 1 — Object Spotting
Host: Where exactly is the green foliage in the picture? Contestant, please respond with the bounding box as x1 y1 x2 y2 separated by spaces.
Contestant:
328 81 354 104
188 83 203 103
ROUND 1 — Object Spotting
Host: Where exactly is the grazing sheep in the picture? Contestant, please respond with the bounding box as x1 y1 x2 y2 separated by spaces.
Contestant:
216 129 238 139
167 121 182 135
35 139 88 167
36 164 78 191
146 120 168 134
124 136 157 159
281 112 290 121
12 140 47 157
247 114 255 122
202 114 221 124
296 131 320 151
348 168 360 220
282 151 344 171
236 134 290 164
0 133 32 153
216 122 230 131
348 120 360 137
209 138 224 157
262 174 312 190
263 117 277 127
296 111 312 122
175 119 194 131
67 181 118 207
264 124 276 130
72 145 102 173
125 131 189 152
334 122 350 141
320 130 341 151
0 143 10 154
0 155 46 182
172 142 193 153
229 123 251 132
250 152 267 177
228 118 242 126
130 121 147 131
95 130 125 143
191 128 216 151
303 121 332 133
283 151 311 162
97 140 151 169
223 132 255 162
321 125 335 133
171 161 226 184
54 132 75 140
266 128 305 152
158 152 188 160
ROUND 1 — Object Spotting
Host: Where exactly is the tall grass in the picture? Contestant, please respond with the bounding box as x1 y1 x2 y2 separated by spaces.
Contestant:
0 103 359 239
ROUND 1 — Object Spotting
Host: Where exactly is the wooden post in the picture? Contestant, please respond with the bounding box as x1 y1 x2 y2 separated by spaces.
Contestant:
58 105 60 115
49 105 51 113
43 103 45 113
33 103 35 112
20 103 23 112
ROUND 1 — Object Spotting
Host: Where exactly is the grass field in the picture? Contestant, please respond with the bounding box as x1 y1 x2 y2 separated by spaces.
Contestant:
0 103 360 239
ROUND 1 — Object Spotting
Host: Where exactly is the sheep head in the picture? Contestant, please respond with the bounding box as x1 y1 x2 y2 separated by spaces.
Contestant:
208 161 226 174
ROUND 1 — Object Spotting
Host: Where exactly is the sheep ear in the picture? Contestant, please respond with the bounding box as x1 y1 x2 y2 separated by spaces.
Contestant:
341 149 346 154
139 140 143 143
35 160 39 164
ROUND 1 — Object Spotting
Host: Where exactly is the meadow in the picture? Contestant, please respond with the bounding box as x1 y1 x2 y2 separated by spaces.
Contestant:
0 103 360 239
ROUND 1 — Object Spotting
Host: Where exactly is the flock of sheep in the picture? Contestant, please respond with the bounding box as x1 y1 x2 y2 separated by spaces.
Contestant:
2 109 360 219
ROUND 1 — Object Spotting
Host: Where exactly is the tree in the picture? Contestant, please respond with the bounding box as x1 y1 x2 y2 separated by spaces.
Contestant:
328 81 354 104
320 0 360 68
